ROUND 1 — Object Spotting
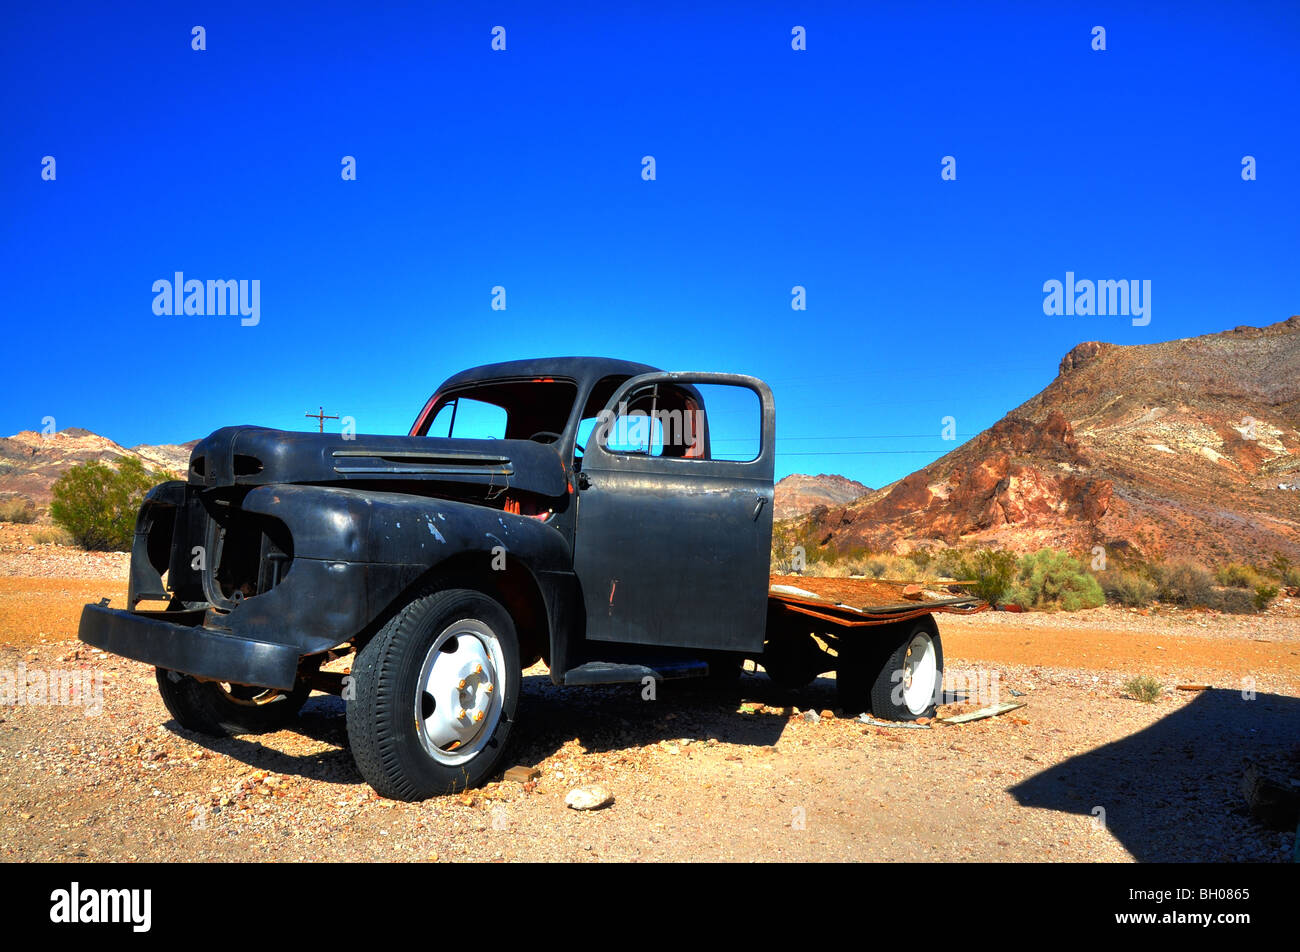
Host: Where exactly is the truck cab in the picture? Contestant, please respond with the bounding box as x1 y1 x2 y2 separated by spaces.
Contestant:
408 358 777 670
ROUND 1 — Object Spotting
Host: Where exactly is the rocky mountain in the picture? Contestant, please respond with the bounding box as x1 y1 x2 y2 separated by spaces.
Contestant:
0 428 196 510
796 316 1300 565
774 473 872 520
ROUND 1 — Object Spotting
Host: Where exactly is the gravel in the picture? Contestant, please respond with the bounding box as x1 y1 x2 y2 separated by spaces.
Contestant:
1 640 1295 863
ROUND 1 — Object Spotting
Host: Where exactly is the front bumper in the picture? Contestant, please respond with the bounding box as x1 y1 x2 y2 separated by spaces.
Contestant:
78 604 301 690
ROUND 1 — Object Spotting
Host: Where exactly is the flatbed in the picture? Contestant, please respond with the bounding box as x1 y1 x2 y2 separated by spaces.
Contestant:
769 575 986 623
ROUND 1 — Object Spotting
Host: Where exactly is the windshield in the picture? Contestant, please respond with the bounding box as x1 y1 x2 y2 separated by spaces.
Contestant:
418 379 579 442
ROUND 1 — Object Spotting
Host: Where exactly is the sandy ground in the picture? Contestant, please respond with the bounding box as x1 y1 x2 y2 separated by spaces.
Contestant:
0 536 1297 863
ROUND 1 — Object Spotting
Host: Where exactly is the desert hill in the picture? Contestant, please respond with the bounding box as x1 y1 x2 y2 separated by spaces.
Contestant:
795 316 1300 565
0 429 195 509
773 473 872 520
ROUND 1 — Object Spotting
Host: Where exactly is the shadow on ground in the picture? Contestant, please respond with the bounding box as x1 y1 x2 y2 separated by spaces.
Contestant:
1008 688 1300 862
162 693 362 783
162 670 812 785
507 670 810 766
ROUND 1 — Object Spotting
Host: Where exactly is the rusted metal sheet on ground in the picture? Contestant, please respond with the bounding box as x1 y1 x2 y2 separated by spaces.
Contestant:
937 701 1027 725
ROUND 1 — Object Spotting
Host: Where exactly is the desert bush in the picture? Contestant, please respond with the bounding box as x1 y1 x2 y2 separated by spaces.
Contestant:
905 548 933 571
1265 553 1300 587
771 516 837 572
1008 549 1105 611
1151 562 1214 607
1215 562 1264 589
1253 583 1280 611
1098 568 1158 607
931 548 972 581
861 557 888 578
1123 675 1163 703
0 497 36 523
968 549 1018 605
919 548 1017 603
32 527 73 545
807 553 935 581
795 560 836 578
770 552 802 574
1201 586 1256 614
863 555 926 579
49 457 160 551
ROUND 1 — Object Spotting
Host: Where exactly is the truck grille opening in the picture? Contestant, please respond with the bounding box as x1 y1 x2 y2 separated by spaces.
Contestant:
202 503 293 609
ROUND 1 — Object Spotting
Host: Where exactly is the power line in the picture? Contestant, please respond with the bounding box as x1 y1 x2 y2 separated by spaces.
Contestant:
713 448 954 458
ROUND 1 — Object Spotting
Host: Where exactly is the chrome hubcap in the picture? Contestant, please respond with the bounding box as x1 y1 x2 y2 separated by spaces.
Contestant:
414 620 504 765
901 632 938 716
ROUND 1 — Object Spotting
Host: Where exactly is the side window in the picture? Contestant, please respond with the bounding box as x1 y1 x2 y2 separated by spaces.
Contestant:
595 381 761 462
692 384 762 462
428 397 508 440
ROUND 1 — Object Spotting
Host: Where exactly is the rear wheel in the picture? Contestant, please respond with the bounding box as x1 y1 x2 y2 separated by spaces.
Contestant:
837 617 943 720
156 669 311 735
346 588 520 800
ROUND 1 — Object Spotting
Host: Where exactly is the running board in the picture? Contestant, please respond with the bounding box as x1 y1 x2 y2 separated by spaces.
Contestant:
562 659 709 686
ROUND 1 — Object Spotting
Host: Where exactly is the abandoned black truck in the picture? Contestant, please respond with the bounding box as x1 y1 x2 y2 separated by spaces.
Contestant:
79 358 983 800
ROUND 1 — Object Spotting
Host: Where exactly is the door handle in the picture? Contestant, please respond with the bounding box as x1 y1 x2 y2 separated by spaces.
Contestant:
753 496 766 520
577 472 593 490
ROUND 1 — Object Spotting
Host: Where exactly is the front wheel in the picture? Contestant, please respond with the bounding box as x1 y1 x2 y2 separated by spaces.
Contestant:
346 588 520 801
156 669 311 735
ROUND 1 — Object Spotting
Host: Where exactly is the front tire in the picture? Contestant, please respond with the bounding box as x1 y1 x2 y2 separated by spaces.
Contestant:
346 588 520 801
155 669 310 736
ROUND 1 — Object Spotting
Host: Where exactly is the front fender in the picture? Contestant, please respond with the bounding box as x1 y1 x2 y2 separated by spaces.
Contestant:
227 485 576 654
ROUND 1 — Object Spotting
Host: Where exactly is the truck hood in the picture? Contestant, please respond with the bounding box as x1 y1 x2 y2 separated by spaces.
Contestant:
187 426 570 499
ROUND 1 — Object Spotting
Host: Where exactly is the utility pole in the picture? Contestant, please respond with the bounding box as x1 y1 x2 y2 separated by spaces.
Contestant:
305 406 339 433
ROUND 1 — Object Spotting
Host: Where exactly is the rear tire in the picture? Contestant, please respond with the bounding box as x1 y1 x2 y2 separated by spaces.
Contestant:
346 588 520 801
839 617 943 720
155 669 311 736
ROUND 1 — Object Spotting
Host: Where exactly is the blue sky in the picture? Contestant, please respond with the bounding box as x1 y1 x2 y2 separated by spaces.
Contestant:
3 1 1297 486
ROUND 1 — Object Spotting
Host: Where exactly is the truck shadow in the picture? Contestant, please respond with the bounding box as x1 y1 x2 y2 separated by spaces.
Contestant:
1007 688 1300 862
161 671 820 784
508 670 820 763
161 693 363 784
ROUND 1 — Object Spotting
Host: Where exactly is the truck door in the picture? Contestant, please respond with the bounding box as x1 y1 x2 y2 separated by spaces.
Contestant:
573 372 775 653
